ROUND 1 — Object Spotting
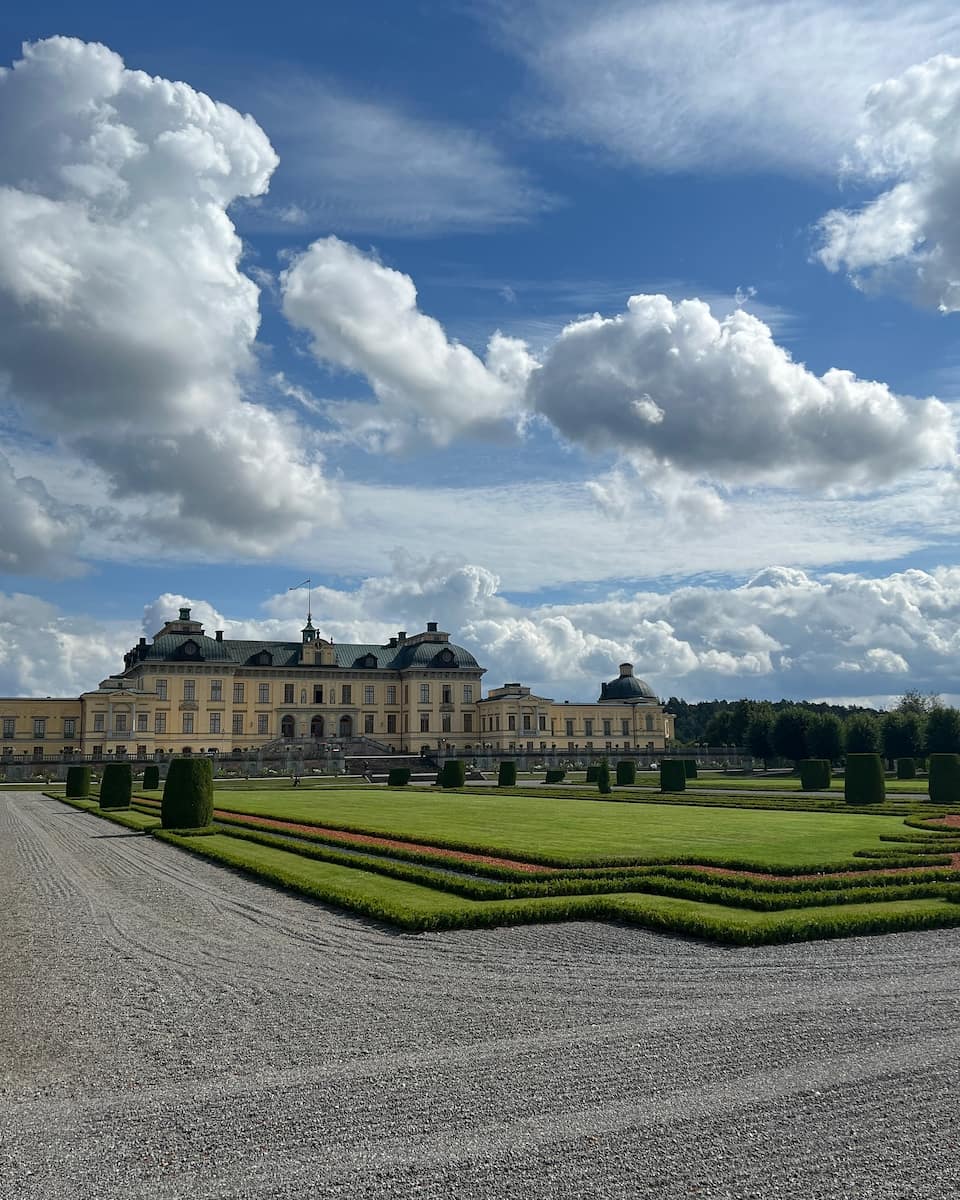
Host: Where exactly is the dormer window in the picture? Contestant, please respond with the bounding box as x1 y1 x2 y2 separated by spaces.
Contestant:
361 654 377 669
437 648 455 665
252 650 273 666
177 639 202 661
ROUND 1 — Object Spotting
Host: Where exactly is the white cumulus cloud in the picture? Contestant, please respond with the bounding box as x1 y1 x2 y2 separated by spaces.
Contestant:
817 54 960 311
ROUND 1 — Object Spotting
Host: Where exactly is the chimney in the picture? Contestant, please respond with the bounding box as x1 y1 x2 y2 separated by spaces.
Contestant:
427 621 438 633
619 663 634 677
398 631 407 642
215 630 223 642
388 637 398 647
138 637 146 646
179 607 191 621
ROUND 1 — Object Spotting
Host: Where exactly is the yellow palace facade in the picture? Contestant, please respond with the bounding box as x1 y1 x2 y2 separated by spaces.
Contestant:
0 607 673 763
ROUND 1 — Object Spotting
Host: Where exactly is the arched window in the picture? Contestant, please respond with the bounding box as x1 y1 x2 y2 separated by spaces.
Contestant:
281 715 296 739
310 715 324 738
338 714 352 739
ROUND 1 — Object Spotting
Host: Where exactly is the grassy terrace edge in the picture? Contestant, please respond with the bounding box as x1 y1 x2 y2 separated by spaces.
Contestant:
48 793 960 946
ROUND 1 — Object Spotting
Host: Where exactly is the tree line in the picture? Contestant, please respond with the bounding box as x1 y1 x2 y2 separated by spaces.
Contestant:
665 691 955 762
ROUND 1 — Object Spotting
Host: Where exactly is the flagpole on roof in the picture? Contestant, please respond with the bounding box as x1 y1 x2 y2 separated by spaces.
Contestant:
289 578 312 625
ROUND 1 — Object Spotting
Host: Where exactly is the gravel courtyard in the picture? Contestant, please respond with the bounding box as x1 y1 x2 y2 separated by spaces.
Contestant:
4 792 960 1199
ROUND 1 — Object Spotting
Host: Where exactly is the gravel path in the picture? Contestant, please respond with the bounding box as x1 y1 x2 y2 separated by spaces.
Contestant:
4 792 960 1199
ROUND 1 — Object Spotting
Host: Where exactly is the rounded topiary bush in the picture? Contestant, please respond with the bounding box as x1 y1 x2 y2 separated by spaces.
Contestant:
497 761 517 788
844 754 885 805
142 764 160 791
65 765 91 798
99 762 132 809
162 757 214 829
387 767 411 786
597 760 612 795
799 758 831 790
616 760 636 786
896 757 917 780
439 760 466 788
545 768 565 784
683 759 698 780
660 760 686 792
928 753 960 805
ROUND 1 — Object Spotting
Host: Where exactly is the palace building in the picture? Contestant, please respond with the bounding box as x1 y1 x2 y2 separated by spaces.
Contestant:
0 607 673 762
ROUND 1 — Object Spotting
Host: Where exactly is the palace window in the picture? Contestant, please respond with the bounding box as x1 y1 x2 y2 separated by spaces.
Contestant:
441 714 451 733
257 714 269 735
182 714 194 734
209 713 221 734
508 715 516 731
258 683 270 704
284 684 294 703
463 684 473 703
539 715 547 731
622 720 630 736
92 746 102 760
463 713 473 733
565 719 574 737
232 713 243 736
419 713 430 733
442 685 452 704
33 719 45 739
115 714 127 732
155 713 166 734
603 720 612 737
420 684 430 704
210 680 222 702
183 680 196 702
64 718 76 738
364 713 374 734
584 719 594 736
137 713 148 732
645 714 654 732
155 679 167 699
94 714 105 732
313 685 324 704
364 685 375 705
386 686 397 705
522 715 531 731
386 714 397 734
233 682 245 704
2 718 14 739
341 685 352 704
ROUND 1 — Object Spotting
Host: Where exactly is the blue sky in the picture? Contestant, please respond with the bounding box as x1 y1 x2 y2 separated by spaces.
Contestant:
3 1 960 706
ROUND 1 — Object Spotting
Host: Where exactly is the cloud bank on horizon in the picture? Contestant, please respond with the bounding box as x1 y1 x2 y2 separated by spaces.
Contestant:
3 26 960 704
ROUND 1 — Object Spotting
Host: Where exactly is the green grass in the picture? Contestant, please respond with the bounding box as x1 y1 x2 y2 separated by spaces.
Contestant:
180 787 916 869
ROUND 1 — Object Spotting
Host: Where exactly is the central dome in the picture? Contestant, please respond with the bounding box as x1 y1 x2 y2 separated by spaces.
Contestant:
598 662 656 703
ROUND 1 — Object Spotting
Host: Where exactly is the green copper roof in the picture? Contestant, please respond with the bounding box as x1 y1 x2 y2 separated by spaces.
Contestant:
129 634 480 671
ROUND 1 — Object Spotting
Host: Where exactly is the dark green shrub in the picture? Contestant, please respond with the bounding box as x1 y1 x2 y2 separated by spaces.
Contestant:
661 760 686 792
142 764 160 791
616 760 636 786
683 759 698 780
799 759 831 790
65 765 91 798
99 762 132 809
387 767 411 786
586 763 600 783
928 754 960 805
497 761 517 788
545 768 565 784
597 760 612 795
439 760 466 788
897 757 917 780
844 713 882 754
844 754 885 805
162 757 213 829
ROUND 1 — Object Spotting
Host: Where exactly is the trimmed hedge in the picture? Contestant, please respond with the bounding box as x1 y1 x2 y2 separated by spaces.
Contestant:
896 757 917 780
585 764 600 783
683 759 698 780
616 760 637 786
162 757 214 829
65 765 91 799
387 767 411 787
597 760 612 795
497 761 517 788
142 764 160 790
439 760 466 789
799 759 831 791
661 760 687 792
844 754 885 805
545 769 566 784
928 753 960 806
99 762 132 809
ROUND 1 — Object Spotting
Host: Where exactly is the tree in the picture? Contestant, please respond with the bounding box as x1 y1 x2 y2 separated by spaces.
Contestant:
772 707 812 764
881 711 926 763
807 713 844 762
926 707 960 755
844 712 881 755
897 689 942 716
746 714 775 763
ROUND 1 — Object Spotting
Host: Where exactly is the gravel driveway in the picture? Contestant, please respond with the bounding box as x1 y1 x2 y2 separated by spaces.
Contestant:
3 791 960 1199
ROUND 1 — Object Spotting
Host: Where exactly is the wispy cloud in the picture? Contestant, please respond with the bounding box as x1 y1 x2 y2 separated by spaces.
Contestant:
236 76 556 235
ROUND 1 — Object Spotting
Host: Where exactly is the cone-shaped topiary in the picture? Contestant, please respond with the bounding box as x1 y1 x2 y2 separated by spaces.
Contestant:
99 762 132 809
661 760 686 792
896 757 917 780
65 765 91 798
545 768 565 783
928 753 960 805
616 760 636 785
162 757 214 829
142 764 160 791
439 760 466 788
799 759 831 790
683 759 698 779
497 761 517 787
586 764 600 783
387 767 411 786
844 754 885 805
596 760 612 794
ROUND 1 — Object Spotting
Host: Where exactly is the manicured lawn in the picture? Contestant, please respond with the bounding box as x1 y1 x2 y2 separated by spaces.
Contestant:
687 774 930 794
195 787 911 868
